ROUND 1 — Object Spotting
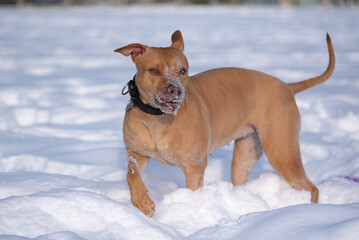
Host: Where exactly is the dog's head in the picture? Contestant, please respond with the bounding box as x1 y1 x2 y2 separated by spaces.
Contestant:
115 30 188 115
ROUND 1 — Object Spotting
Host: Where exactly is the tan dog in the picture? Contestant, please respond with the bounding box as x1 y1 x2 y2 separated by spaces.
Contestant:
115 30 335 216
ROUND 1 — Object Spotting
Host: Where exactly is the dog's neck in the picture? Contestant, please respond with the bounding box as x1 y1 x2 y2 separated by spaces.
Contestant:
123 75 165 116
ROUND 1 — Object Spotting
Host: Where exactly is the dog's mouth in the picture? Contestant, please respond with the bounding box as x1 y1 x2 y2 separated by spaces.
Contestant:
155 98 181 115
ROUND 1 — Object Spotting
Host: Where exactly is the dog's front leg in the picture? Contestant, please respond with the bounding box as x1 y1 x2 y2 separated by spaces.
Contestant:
181 156 207 191
126 150 155 216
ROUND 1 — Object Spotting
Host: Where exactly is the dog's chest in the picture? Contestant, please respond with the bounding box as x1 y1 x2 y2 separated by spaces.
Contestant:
133 133 184 166
153 137 180 166
128 122 204 166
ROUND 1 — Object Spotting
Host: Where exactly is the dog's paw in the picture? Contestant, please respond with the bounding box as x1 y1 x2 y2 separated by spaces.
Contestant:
131 191 156 216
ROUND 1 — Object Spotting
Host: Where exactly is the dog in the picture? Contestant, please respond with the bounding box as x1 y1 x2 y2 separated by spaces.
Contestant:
114 30 335 216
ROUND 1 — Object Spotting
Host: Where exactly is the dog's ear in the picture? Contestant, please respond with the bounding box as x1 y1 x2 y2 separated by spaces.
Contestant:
171 30 184 51
114 43 148 63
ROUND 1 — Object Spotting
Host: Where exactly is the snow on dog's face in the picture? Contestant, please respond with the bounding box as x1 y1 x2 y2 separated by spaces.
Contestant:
136 47 188 115
115 30 188 115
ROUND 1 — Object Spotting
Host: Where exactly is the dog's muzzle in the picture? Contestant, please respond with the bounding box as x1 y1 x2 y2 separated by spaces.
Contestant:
155 83 185 115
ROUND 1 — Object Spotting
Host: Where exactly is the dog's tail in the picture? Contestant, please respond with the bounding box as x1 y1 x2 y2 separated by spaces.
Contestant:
288 33 335 95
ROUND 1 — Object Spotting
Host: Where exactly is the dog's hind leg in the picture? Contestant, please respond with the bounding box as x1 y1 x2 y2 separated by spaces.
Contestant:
258 110 319 203
265 143 319 203
231 129 263 186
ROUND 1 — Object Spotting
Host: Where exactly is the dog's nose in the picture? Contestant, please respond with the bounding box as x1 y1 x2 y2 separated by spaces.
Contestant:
167 84 182 96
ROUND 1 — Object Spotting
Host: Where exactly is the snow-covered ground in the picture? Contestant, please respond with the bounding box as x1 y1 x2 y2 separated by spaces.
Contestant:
1 5 359 240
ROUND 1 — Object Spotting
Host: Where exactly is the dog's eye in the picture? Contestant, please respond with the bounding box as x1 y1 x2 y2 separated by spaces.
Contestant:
149 68 160 75
179 69 187 75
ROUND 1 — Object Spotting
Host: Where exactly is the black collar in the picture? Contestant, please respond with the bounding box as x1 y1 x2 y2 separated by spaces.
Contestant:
122 75 164 115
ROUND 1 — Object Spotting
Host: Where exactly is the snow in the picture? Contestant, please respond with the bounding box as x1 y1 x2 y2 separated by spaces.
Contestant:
1 5 359 240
